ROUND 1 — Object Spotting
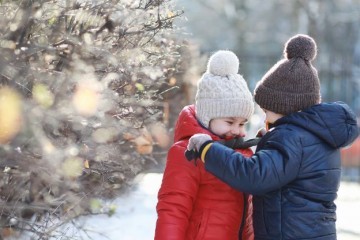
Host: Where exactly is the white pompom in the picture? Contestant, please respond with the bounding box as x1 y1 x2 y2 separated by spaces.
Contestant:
207 50 239 76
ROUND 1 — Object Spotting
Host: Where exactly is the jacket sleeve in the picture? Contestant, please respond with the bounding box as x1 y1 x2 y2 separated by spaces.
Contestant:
154 143 200 240
204 129 303 195
236 149 254 240
241 194 254 240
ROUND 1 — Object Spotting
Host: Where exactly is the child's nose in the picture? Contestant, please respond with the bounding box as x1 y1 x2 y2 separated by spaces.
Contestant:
231 127 246 137
238 128 246 137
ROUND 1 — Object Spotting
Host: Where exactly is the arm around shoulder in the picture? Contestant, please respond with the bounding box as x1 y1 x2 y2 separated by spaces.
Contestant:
203 129 303 195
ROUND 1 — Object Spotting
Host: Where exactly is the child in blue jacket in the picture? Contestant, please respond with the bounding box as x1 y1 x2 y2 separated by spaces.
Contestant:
187 34 359 240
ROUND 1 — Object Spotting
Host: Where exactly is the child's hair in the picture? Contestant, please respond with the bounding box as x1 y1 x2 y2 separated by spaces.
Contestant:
195 50 254 128
254 34 321 115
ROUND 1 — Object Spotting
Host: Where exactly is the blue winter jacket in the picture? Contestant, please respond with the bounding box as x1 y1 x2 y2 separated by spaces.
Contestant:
203 102 359 240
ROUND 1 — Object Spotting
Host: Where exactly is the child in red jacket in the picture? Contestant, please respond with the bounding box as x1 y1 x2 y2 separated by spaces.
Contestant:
155 51 255 240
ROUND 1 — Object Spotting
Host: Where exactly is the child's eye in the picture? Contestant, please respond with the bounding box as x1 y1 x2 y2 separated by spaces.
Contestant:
226 121 233 125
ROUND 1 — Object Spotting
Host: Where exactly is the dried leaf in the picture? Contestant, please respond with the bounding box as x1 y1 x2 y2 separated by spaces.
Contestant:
123 132 136 140
0 39 16 49
1 227 17 238
108 204 117 217
32 83 54 108
61 157 83 178
136 143 153 154
92 127 118 143
73 83 100 116
169 77 177 86
132 128 153 154
90 198 102 213
0 87 22 144
135 83 145 91
84 159 90 169
150 123 170 148
133 135 153 154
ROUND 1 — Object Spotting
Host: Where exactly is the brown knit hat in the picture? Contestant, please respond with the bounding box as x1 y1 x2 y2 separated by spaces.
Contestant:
254 34 321 115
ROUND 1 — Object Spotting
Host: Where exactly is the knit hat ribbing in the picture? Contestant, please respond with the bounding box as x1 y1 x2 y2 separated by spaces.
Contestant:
254 34 321 115
195 50 254 128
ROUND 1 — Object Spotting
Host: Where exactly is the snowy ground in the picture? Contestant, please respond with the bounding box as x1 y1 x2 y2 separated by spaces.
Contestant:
68 173 360 240
335 181 360 240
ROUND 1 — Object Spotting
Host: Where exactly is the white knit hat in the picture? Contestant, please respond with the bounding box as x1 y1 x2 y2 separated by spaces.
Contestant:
195 50 254 128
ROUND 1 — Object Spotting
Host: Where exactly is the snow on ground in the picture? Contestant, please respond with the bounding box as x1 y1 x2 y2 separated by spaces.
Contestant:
72 173 360 240
335 181 360 240
74 173 162 240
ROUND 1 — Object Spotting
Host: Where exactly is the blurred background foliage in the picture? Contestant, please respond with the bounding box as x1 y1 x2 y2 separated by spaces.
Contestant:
176 0 360 113
0 0 195 238
0 0 360 238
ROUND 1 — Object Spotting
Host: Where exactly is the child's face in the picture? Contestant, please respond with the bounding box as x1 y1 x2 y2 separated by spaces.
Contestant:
209 117 247 138
262 109 284 124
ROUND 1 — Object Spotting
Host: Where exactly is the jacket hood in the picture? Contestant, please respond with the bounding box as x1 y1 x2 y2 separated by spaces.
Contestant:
276 101 359 148
174 105 220 142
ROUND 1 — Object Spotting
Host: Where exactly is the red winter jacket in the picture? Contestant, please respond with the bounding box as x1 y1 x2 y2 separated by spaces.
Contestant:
155 105 254 240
